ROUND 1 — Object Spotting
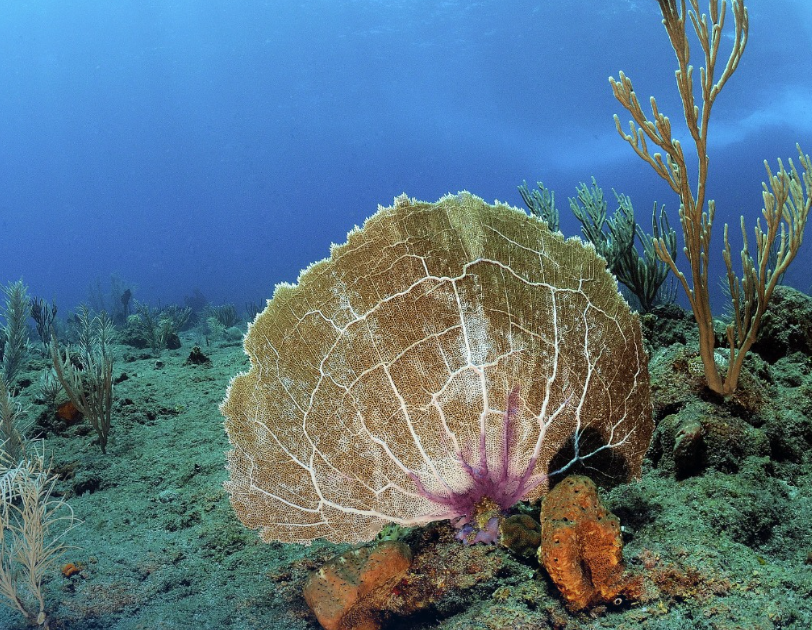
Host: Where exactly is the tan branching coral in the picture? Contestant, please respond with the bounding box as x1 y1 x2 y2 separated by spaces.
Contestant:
222 193 652 544
610 0 811 395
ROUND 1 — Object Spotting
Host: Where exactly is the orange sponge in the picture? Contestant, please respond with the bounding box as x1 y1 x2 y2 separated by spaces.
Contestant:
539 475 640 610
303 540 411 630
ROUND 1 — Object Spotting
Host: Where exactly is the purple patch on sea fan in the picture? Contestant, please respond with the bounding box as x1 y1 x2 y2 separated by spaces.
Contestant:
407 385 545 543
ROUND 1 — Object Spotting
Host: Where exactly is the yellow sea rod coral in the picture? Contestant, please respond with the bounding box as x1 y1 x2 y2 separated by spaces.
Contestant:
221 192 653 545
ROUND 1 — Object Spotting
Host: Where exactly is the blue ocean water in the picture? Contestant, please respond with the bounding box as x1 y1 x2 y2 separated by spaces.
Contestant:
1 0 810 312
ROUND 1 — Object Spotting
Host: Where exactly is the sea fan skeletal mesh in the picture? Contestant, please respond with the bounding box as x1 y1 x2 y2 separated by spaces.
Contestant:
221 192 652 544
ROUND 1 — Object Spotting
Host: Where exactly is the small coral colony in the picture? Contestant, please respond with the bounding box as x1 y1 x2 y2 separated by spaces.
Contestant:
2 1 810 629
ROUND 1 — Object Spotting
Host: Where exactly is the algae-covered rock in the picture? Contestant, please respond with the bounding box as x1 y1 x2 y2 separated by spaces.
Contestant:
650 401 770 479
753 285 812 362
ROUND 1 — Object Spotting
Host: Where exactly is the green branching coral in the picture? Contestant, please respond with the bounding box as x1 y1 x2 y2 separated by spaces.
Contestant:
518 180 559 232
1 280 31 388
518 179 677 312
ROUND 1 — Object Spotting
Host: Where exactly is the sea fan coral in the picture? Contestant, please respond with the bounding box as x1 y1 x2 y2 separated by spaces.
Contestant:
222 192 652 544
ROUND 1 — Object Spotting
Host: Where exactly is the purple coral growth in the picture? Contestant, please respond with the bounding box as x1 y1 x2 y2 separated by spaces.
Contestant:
408 385 545 543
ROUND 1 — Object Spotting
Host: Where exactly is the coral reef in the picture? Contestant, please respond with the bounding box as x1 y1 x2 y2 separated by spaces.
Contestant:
643 286 812 481
538 475 640 611
3 281 812 629
222 192 652 544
